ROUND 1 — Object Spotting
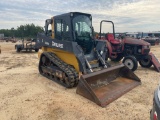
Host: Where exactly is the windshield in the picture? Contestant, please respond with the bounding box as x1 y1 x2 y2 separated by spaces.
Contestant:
72 15 93 54
73 15 92 40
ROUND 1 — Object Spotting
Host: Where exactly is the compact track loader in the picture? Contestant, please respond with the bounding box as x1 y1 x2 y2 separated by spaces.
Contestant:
36 12 141 107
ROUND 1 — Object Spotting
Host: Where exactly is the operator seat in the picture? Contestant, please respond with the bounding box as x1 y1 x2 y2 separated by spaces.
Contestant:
106 33 121 45
106 33 123 52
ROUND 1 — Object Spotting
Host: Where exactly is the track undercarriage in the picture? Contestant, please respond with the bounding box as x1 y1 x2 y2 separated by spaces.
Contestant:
39 52 79 88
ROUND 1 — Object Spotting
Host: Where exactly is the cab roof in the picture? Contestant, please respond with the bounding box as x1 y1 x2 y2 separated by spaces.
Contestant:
53 12 91 19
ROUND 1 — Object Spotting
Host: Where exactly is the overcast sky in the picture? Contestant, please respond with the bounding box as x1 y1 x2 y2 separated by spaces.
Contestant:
0 0 160 32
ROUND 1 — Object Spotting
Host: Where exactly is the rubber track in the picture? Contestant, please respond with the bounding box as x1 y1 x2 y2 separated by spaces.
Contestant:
39 52 79 88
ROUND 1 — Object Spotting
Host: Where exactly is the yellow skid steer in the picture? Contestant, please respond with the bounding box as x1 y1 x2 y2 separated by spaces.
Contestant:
37 12 141 107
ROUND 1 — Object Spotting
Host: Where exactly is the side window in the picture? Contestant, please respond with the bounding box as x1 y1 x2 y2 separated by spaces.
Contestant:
57 23 62 32
48 24 52 36
55 19 70 41
55 20 62 40
66 26 69 32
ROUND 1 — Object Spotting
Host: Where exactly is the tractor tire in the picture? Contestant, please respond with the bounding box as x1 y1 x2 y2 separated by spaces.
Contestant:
139 56 152 68
122 56 138 71
16 47 21 52
110 55 123 62
35 49 39 52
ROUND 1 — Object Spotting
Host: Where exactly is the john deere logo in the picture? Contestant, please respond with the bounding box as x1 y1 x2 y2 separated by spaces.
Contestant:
52 41 63 48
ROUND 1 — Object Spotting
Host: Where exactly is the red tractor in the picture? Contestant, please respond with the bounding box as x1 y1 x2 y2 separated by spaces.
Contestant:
98 20 160 72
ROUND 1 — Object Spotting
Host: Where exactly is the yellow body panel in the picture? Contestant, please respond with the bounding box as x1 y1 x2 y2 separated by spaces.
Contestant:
38 47 80 72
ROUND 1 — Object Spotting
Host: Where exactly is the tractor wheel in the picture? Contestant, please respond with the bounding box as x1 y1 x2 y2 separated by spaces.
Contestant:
122 56 138 71
139 56 152 68
35 49 39 52
16 47 21 52
110 55 123 62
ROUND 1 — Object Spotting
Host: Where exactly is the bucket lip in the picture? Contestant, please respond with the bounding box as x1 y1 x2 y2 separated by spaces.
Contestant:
82 64 125 79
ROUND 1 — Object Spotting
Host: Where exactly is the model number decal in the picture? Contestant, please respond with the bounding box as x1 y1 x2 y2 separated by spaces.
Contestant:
52 41 63 48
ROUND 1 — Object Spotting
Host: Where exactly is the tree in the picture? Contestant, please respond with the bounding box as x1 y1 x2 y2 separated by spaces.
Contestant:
0 23 44 38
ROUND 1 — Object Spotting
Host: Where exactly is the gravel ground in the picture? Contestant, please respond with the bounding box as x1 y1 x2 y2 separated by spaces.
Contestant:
0 42 160 120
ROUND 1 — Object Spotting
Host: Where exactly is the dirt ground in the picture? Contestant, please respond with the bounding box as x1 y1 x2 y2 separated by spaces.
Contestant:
0 42 160 120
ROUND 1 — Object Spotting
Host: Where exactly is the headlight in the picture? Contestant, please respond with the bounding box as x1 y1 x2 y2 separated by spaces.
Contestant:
100 51 103 55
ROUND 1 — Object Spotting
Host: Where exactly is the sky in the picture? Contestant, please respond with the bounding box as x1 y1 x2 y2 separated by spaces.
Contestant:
0 0 160 32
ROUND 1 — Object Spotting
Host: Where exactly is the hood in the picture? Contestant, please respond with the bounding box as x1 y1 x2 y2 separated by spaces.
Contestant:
142 37 160 40
124 37 150 46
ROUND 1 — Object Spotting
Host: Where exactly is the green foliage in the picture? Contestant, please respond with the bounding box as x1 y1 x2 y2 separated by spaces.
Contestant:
0 23 44 38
